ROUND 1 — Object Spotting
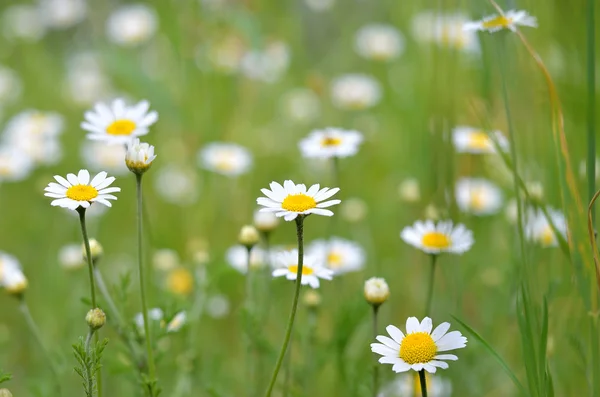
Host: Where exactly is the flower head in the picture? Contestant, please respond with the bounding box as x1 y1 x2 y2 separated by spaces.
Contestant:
452 126 508 154
106 3 158 46
371 317 467 373
272 249 333 289
226 245 267 274
0 253 27 295
455 178 503 216
411 11 480 53
253 209 279 233
44 169 120 211
81 98 158 144
464 9 537 33
364 277 389 305
126 138 157 174
401 220 474 255
355 24 405 61
238 225 260 248
86 308 106 330
330 74 381 111
167 267 194 296
257 180 341 221
166 311 187 333
525 208 567 248
198 142 252 177
299 128 364 159
59 243 85 271
306 237 365 274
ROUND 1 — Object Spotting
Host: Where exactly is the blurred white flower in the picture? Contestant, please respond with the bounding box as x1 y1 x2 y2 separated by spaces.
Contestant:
299 127 363 159
153 249 180 271
58 243 84 271
272 249 333 289
304 0 335 12
226 245 267 274
253 209 279 233
134 308 164 333
411 11 479 53
206 294 230 319
81 141 128 176
331 74 381 111
240 41 290 83
0 253 28 295
355 24 405 61
198 142 252 177
166 311 187 333
0 148 34 182
281 88 321 124
464 9 537 33
340 197 368 223
306 237 365 275
39 0 87 29
455 178 503 216
525 208 567 248
0 66 22 104
504 199 519 224
66 52 113 105
398 178 421 203
154 164 199 205
452 126 508 154
204 34 245 74
2 5 46 41
106 4 158 47
379 372 452 397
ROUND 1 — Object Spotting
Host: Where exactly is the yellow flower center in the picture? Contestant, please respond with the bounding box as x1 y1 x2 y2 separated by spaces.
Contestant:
421 232 451 249
469 189 486 210
167 268 194 296
482 15 513 29
66 185 99 201
106 119 137 136
540 226 555 246
321 137 342 147
467 132 491 150
399 332 437 364
281 194 317 212
327 251 343 269
288 265 314 276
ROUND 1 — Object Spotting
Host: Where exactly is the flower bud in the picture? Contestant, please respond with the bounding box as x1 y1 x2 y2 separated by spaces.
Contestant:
0 254 28 296
253 210 279 233
238 225 260 248
0 388 13 397
86 308 106 330
126 138 157 175
340 197 368 223
398 178 420 203
364 277 389 305
303 290 321 308
82 239 103 263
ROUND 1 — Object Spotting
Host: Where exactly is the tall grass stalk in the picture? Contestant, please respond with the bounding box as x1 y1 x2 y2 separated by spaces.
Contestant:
424 255 437 316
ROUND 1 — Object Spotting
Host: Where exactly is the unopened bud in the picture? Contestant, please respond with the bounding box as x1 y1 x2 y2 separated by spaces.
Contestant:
303 290 321 308
82 239 103 263
0 388 13 397
238 225 260 248
364 277 389 306
86 308 106 330
253 210 279 233
126 139 157 175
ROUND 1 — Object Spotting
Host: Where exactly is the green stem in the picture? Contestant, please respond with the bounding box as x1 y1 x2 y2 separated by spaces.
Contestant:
264 216 305 397
245 245 255 397
84 330 95 396
136 174 158 394
19 299 61 393
587 0 596 221
94 268 125 327
371 304 380 397
424 255 437 317
418 369 428 397
77 207 97 309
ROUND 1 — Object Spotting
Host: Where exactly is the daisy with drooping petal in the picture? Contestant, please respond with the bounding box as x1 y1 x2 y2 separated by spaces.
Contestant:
525 208 567 248
455 177 503 216
298 128 364 159
401 220 474 255
452 126 508 154
257 180 341 221
198 142 252 177
464 9 537 33
371 317 467 373
81 98 158 144
0 253 28 295
306 237 365 274
272 249 333 289
44 169 121 210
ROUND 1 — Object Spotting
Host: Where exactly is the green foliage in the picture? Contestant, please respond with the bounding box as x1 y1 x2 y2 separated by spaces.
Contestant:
0 369 12 385
72 336 109 397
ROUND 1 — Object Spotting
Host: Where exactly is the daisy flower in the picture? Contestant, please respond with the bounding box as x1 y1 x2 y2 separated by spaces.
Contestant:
81 98 158 144
298 128 364 159
306 237 365 274
58 243 85 271
257 180 341 221
401 220 474 255
464 9 537 33
81 141 128 176
197 142 252 177
106 4 158 46
226 245 267 274
134 308 163 333
525 208 567 248
354 24 405 61
452 126 508 154
371 317 467 373
330 74 381 111
125 138 157 174
272 249 333 289
44 169 120 210
166 311 187 333
455 178 503 216
411 11 480 54
0 253 28 295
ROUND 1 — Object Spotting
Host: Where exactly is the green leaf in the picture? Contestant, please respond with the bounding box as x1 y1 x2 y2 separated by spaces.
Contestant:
0 369 12 384
452 315 528 397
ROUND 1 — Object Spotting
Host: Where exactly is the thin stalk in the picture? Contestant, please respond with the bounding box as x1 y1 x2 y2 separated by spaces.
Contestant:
245 245 255 397
371 304 380 397
419 370 428 397
587 0 596 214
282 335 293 397
304 308 318 394
19 298 61 393
424 255 438 316
265 216 305 397
136 174 157 393
84 330 95 396
94 269 125 327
